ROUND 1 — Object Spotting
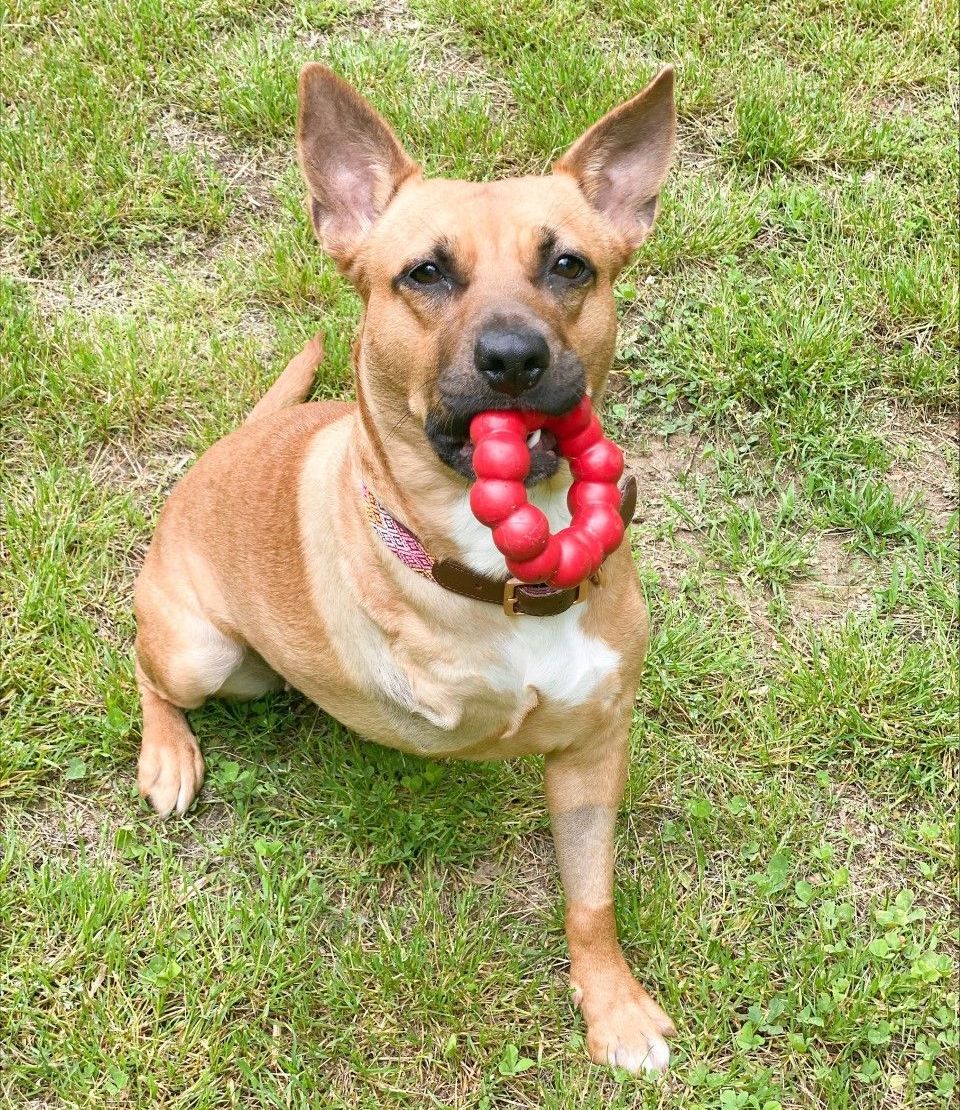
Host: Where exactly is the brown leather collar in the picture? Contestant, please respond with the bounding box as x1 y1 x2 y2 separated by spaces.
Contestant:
431 475 637 617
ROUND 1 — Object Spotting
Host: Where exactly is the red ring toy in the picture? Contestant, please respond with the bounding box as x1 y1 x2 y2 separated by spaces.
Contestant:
468 397 625 590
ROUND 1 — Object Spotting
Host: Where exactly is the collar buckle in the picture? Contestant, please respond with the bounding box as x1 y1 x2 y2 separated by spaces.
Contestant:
502 575 594 617
502 578 524 616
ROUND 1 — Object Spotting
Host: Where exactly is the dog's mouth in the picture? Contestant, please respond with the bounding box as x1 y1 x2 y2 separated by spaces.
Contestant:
424 350 586 483
425 409 565 484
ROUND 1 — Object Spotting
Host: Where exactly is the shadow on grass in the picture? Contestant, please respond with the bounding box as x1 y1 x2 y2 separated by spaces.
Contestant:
188 691 546 870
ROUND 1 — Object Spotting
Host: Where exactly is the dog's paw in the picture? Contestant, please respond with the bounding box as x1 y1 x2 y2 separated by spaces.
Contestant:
574 981 675 1075
138 736 204 818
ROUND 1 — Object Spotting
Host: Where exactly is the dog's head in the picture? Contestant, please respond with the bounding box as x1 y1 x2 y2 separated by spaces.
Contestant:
297 66 675 484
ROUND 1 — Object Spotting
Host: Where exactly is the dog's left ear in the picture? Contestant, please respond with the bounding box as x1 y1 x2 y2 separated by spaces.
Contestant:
555 66 676 255
297 64 419 265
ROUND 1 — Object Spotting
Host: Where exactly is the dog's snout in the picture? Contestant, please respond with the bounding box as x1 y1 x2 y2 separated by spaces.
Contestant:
474 325 550 397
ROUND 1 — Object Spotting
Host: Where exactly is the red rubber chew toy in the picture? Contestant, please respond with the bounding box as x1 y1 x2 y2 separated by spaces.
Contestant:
468 397 625 590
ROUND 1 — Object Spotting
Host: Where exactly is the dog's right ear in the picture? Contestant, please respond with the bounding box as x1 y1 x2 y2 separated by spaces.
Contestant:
297 64 419 265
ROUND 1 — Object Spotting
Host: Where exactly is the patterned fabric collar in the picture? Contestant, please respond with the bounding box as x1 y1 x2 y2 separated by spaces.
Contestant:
360 481 436 579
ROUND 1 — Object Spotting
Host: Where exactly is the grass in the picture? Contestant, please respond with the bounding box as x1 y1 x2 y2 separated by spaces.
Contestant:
1 0 957 1105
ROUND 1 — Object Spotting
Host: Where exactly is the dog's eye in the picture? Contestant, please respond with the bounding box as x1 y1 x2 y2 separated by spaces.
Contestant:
551 254 588 280
406 261 443 286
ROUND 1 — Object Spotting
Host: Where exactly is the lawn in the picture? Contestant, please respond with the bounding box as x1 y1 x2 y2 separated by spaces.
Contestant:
1 0 957 1106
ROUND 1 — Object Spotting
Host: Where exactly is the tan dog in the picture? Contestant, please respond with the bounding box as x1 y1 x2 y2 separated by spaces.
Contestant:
134 64 677 1073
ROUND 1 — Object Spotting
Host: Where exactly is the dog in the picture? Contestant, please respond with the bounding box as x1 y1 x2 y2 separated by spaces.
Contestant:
133 63 677 1074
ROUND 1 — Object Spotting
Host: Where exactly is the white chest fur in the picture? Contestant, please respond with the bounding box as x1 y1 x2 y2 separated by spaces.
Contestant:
449 473 621 707
491 604 620 706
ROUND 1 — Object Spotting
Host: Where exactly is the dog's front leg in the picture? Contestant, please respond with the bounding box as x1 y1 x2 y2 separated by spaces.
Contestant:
545 726 675 1074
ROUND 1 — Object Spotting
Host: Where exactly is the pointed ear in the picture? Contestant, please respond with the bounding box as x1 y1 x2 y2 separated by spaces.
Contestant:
297 64 419 265
554 66 676 254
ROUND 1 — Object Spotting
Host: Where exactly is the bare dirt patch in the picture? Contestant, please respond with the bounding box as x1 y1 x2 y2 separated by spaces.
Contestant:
676 119 727 172
13 791 128 868
87 438 193 501
787 532 876 626
626 429 712 592
884 410 958 534
353 0 414 34
627 429 712 500
12 785 239 875
159 111 284 216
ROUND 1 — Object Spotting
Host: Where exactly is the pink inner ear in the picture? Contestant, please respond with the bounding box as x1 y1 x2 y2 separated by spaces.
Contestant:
328 163 377 232
298 64 418 261
595 155 663 238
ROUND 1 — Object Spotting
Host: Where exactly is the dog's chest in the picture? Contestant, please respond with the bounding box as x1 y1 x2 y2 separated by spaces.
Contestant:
489 605 620 706
448 480 621 707
373 602 622 759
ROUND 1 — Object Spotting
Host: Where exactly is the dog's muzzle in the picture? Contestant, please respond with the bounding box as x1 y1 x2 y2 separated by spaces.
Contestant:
424 346 586 483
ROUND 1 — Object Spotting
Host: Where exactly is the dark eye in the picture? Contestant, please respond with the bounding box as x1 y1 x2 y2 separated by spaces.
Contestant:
406 261 443 286
551 254 588 280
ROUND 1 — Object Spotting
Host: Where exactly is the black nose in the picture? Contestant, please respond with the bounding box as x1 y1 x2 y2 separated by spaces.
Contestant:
474 325 550 397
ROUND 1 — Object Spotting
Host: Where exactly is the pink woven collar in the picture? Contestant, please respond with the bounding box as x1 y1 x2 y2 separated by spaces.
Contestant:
361 482 435 579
